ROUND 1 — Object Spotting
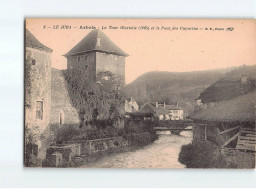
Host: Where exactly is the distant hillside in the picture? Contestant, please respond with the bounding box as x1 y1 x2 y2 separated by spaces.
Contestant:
225 64 256 79
125 65 256 117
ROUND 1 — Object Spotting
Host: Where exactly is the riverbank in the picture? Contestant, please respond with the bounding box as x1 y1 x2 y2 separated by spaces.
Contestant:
80 131 193 168
42 131 157 167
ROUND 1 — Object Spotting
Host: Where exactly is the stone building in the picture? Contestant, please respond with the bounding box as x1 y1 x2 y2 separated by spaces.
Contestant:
165 104 184 120
25 29 52 159
125 97 139 113
64 29 128 83
25 29 128 165
139 102 170 120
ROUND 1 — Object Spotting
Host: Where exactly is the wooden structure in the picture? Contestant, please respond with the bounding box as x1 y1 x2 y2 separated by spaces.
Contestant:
190 92 256 152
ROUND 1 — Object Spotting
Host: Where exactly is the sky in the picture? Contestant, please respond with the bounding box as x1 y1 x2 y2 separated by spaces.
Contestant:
26 19 256 84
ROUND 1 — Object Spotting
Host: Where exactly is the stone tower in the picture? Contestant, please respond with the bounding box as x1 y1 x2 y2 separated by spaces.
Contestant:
25 29 52 159
64 29 128 83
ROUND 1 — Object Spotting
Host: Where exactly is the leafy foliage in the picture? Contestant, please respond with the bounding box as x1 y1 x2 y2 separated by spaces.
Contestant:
178 140 237 168
61 68 126 140
25 56 32 108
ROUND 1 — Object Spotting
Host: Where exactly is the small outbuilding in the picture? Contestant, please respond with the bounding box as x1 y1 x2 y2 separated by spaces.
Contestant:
139 102 170 120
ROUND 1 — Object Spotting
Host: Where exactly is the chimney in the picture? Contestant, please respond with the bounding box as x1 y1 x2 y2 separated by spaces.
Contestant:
163 102 166 108
156 102 158 108
176 102 179 107
241 74 247 84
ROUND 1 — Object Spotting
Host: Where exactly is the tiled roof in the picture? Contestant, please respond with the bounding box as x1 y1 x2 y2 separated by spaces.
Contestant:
196 76 256 103
64 29 128 57
190 92 256 122
139 102 169 116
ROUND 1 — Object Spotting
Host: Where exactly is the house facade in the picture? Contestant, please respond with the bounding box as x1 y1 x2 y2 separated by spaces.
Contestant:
125 97 139 113
165 104 184 120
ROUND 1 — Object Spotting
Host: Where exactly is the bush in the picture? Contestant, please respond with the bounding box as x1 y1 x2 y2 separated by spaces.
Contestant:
178 140 236 168
124 132 151 147
124 119 158 142
54 123 126 143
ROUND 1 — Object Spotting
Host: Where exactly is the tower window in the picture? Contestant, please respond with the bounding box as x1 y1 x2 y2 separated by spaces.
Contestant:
32 59 36 65
84 55 88 61
36 101 43 120
59 111 64 125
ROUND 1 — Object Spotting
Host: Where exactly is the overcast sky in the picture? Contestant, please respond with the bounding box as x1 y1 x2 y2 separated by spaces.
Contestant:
26 19 256 83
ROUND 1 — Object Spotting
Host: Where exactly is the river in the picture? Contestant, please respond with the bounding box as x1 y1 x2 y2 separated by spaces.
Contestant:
80 131 193 168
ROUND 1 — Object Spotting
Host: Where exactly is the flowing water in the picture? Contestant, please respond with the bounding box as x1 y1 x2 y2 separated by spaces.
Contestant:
80 131 193 168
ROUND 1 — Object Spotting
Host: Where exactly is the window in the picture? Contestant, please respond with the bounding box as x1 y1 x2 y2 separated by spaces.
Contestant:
36 101 43 120
85 65 88 70
77 56 81 61
84 55 88 61
32 59 36 65
59 112 63 125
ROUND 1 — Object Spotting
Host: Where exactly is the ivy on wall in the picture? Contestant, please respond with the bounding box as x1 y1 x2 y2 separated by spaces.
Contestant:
63 68 125 130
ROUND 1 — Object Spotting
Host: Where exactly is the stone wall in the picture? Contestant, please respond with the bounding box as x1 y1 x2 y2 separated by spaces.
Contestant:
79 136 128 155
67 52 96 78
44 132 152 167
45 136 129 167
25 47 52 158
96 52 125 83
50 69 80 127
44 143 81 167
66 51 125 83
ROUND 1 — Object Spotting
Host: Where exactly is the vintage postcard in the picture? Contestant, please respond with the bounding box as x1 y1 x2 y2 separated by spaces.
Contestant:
25 19 256 168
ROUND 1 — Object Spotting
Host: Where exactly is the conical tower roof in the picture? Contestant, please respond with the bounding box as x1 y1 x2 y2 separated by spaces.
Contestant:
25 29 52 52
64 29 128 57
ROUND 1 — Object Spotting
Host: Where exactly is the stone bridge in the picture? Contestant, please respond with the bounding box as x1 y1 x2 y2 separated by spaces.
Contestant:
154 120 193 134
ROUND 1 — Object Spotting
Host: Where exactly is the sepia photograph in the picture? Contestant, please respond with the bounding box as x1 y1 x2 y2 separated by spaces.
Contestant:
24 18 256 168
